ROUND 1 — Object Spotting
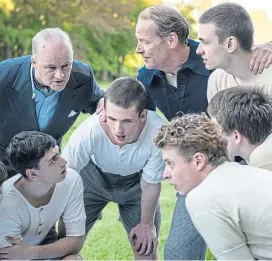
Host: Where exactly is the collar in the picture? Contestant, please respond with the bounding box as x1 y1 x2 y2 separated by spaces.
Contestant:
31 66 57 97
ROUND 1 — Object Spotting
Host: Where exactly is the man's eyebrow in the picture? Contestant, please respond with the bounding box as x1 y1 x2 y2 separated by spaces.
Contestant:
47 153 58 163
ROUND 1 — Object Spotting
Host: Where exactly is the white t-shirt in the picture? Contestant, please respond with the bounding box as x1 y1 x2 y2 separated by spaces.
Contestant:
0 168 86 247
186 162 272 260
207 66 272 102
62 111 165 184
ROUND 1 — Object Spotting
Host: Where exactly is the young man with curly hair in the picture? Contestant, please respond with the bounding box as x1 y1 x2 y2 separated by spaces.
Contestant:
154 113 272 260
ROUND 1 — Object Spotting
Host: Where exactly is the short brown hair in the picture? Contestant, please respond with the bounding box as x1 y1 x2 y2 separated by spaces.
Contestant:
208 86 272 144
138 5 189 44
199 2 253 51
104 77 147 115
154 113 228 166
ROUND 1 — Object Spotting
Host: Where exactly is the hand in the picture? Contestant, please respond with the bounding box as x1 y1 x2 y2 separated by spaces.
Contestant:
95 98 106 121
0 237 32 260
129 222 157 256
249 42 272 74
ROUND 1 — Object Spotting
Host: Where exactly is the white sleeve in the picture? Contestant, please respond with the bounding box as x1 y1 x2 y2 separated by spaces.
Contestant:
142 144 165 184
62 173 86 236
186 195 254 260
62 118 93 173
207 70 220 103
0 197 23 247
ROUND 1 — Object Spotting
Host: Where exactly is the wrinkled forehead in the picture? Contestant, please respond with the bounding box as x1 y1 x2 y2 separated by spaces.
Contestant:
35 40 73 59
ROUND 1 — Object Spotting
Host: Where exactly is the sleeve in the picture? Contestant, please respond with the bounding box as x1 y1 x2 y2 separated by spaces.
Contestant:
0 198 23 247
207 70 220 103
62 173 86 236
137 68 156 111
186 195 254 260
62 119 93 173
82 66 104 114
142 144 165 184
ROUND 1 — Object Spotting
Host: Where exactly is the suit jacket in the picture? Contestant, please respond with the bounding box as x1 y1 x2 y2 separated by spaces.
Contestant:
0 55 104 176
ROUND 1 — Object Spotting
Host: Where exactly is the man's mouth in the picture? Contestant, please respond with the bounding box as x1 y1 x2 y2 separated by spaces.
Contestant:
61 168 67 175
115 134 125 142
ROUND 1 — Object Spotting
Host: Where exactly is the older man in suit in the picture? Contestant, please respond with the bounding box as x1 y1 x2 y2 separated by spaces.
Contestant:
0 27 104 178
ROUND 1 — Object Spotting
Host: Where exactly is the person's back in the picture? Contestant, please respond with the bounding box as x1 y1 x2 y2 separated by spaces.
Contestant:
186 162 272 259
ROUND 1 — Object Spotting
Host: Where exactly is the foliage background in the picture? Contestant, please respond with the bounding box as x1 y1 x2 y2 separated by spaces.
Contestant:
0 0 197 81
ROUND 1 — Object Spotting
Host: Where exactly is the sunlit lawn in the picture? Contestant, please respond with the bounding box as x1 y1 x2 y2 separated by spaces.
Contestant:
62 81 215 260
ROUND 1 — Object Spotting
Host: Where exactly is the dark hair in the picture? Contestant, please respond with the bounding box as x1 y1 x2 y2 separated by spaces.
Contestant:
208 86 272 144
139 5 189 44
6 131 56 178
199 2 253 51
104 77 147 115
0 161 7 187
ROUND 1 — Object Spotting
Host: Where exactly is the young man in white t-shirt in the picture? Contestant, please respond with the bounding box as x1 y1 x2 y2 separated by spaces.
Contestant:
208 86 272 169
62 77 165 260
195 2 272 102
154 113 272 260
0 131 86 260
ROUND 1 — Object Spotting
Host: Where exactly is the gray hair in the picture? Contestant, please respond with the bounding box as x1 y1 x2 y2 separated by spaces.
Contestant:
138 5 189 44
199 3 254 51
32 28 73 56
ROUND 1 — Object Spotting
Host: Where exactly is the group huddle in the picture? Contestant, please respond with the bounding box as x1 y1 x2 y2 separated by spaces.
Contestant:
0 2 272 261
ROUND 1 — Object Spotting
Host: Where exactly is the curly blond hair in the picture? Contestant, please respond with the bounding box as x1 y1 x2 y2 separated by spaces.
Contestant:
154 113 229 166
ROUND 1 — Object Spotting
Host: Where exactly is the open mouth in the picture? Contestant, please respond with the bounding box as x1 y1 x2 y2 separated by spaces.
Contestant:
61 168 67 175
115 134 125 142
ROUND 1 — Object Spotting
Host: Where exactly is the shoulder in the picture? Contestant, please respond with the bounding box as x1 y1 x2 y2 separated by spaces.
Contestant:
249 134 272 170
70 60 96 86
209 69 228 82
0 55 30 68
145 111 166 136
137 66 158 87
70 114 100 138
207 69 230 102
57 168 83 192
71 60 92 75
0 189 28 219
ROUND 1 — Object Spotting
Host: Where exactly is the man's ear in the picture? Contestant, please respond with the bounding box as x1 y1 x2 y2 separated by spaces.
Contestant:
194 153 207 171
25 168 39 180
226 36 238 53
167 32 179 49
139 109 148 122
233 130 242 145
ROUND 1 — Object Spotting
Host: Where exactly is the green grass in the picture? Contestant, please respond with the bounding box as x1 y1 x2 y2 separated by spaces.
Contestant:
62 81 215 260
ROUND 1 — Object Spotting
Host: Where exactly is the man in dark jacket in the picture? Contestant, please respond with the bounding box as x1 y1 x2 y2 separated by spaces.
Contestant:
0 27 104 178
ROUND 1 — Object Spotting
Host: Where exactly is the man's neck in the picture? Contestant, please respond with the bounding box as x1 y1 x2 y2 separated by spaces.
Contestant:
15 177 55 208
223 50 254 81
163 44 190 75
240 142 262 162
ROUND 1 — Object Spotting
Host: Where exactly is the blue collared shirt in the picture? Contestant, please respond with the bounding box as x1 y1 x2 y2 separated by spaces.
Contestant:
137 39 211 121
31 68 60 131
